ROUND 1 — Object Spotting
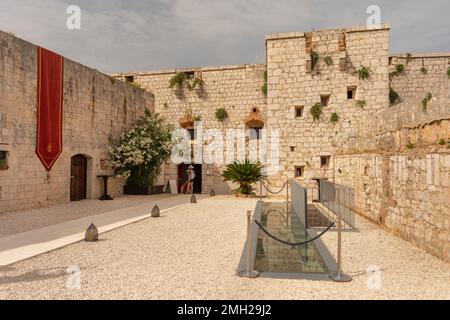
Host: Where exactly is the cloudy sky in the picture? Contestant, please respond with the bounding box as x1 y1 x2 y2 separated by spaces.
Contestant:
0 0 449 74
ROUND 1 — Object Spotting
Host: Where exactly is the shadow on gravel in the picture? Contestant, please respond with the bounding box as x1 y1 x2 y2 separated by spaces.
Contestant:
0 267 68 285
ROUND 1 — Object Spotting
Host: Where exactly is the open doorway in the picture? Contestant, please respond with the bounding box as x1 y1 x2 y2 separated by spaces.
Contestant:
178 163 202 194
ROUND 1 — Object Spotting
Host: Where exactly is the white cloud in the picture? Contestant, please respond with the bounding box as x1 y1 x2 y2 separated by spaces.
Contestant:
0 0 448 73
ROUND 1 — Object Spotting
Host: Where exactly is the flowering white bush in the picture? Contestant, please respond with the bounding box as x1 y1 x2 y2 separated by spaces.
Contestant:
109 109 175 187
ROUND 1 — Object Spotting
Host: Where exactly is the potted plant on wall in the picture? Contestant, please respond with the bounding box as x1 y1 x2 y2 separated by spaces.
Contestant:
109 110 175 195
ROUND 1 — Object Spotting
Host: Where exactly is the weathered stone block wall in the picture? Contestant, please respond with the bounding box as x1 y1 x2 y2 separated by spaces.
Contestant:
265 25 390 189
114 64 266 193
389 53 449 108
0 31 154 213
334 147 450 262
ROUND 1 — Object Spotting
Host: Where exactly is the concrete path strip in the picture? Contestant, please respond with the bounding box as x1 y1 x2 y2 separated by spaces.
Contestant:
0 194 208 266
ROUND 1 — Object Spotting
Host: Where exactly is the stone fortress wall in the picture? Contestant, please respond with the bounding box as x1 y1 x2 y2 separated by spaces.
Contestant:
116 24 449 262
114 64 267 194
0 31 154 213
334 52 450 262
1 23 448 262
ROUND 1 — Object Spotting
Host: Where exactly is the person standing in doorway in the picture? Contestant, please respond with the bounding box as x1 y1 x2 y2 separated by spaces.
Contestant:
185 164 196 194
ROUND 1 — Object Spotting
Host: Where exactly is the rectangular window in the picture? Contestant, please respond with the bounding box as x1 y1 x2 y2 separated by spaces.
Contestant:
295 106 304 118
188 129 195 141
185 71 195 79
295 166 305 178
320 95 330 106
125 76 134 83
249 128 261 140
0 151 8 170
320 156 331 168
347 87 356 100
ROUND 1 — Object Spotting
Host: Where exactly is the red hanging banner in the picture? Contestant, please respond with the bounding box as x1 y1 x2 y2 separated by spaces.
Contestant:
36 47 64 171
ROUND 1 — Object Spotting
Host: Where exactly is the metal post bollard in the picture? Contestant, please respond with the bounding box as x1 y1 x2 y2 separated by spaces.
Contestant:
238 210 259 278
259 181 263 201
329 188 352 282
286 179 289 217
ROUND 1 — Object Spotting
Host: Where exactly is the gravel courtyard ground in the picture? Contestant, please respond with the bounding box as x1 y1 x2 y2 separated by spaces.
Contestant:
0 194 173 238
0 196 449 300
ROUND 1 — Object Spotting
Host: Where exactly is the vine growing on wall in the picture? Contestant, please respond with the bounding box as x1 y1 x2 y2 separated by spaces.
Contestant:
187 77 204 91
447 67 450 78
405 53 412 64
356 100 367 108
169 72 187 98
420 67 428 75
330 112 339 124
389 88 400 106
261 69 268 96
310 103 323 120
390 64 405 79
324 56 333 66
421 92 432 111
310 51 319 71
357 66 371 80
215 108 228 122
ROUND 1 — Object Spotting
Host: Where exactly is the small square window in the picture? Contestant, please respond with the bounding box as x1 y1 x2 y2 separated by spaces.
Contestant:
0 151 8 170
347 87 356 100
295 106 304 118
125 76 134 83
249 128 261 140
321 95 330 106
320 156 331 168
295 166 305 178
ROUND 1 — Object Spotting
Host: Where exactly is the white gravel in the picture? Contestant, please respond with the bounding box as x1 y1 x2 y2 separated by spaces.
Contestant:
0 196 449 300
0 195 173 238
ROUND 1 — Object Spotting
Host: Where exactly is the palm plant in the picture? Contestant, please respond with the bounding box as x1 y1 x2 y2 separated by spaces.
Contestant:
222 160 263 195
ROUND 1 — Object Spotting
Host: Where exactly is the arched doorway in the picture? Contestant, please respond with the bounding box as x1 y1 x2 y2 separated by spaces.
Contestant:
70 154 87 201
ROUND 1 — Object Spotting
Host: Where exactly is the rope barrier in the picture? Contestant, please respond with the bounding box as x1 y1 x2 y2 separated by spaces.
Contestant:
262 180 287 195
254 220 335 248
265 208 289 225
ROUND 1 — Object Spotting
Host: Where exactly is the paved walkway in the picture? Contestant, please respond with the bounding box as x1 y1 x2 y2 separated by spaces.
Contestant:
0 194 207 266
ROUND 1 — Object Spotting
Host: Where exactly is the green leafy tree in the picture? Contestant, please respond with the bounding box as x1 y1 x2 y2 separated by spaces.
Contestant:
109 110 175 187
222 160 263 195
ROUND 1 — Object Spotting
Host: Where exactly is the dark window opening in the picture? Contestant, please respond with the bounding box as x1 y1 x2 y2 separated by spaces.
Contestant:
347 87 356 100
249 128 262 140
320 156 331 168
125 76 134 83
295 106 304 118
0 150 7 170
184 71 195 79
187 129 195 141
295 166 305 178
290 146 296 152
321 95 330 106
